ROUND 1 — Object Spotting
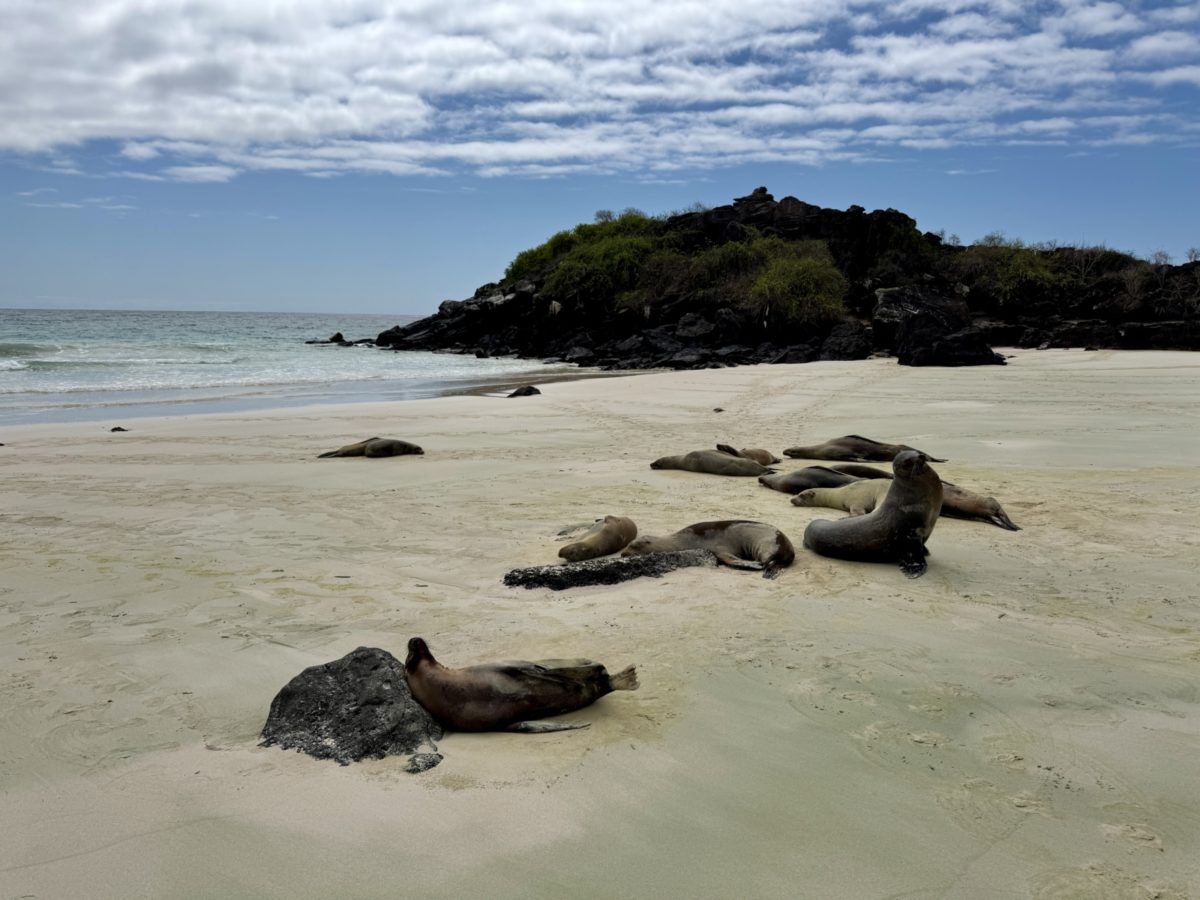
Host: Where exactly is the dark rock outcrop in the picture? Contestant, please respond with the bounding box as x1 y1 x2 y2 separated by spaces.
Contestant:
260 646 443 769
504 550 719 590
508 385 541 397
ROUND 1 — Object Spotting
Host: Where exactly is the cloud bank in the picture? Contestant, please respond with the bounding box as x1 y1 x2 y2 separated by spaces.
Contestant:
1 0 1196 181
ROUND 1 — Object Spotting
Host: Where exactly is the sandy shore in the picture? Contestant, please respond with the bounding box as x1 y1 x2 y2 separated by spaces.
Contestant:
2 349 1198 899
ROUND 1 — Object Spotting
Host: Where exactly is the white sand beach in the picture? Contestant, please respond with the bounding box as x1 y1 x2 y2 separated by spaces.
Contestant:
1 348 1198 899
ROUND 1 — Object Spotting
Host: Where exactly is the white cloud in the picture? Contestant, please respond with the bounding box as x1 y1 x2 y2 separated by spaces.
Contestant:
16 187 57 196
0 1 1194 177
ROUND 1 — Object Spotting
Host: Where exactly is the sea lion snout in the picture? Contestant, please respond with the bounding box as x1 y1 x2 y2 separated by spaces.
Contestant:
892 449 928 477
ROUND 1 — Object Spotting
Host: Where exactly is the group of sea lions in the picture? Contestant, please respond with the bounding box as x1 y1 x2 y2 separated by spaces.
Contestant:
279 432 1017 741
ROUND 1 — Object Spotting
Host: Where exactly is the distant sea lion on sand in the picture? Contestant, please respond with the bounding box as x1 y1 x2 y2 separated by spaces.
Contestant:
784 435 947 463
404 637 638 733
758 466 860 494
828 465 1020 530
559 516 638 562
651 450 774 477
803 450 943 578
716 444 782 466
318 437 424 459
622 520 795 579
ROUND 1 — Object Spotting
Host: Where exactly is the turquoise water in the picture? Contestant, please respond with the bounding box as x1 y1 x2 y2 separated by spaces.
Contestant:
0 309 580 424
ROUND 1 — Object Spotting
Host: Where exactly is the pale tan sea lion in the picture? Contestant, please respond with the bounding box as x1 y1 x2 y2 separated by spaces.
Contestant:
621 520 795 579
802 450 943 578
651 450 774 477
403 637 638 733
792 480 890 515
558 516 638 562
784 435 947 463
715 444 783 466
318 437 424 458
828 465 1019 530
758 466 860 494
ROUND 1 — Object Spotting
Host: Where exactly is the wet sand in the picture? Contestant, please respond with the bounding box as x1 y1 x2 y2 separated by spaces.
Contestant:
1 349 1197 898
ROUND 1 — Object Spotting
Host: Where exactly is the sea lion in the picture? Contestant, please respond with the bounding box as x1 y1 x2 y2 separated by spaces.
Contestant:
558 515 638 562
784 435 947 463
621 520 795 579
802 450 943 578
715 444 782 466
792 480 890 516
403 637 638 733
758 466 861 494
650 450 774 477
318 437 424 458
829 466 1020 530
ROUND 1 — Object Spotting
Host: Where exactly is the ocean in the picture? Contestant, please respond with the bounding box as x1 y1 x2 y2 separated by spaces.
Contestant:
0 308 585 425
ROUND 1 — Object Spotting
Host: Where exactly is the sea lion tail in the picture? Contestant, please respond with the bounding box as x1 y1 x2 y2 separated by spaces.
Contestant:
506 721 592 733
609 665 639 691
317 450 338 458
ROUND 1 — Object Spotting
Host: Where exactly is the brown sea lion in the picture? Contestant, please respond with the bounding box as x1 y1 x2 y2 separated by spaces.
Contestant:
829 465 1019 530
758 466 860 494
559 516 638 562
802 450 943 578
784 435 947 463
650 450 774 477
318 437 424 458
716 444 783 466
621 520 795 579
403 637 638 733
792 480 890 516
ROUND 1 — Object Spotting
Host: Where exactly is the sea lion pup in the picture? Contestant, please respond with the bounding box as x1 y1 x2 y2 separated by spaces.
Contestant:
318 437 424 458
558 515 638 562
792 480 890 516
650 449 774 477
715 444 782 466
758 466 861 495
621 520 795 579
783 435 947 463
403 637 638 733
803 450 943 578
828 466 1020 530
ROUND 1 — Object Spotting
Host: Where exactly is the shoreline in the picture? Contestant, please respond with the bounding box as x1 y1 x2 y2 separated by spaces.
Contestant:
2 348 1198 898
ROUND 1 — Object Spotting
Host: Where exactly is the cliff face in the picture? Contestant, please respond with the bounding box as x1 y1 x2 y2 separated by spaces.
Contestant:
373 187 1200 369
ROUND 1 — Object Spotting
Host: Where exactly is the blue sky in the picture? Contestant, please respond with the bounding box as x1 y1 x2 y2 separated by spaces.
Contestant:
2 0 1198 315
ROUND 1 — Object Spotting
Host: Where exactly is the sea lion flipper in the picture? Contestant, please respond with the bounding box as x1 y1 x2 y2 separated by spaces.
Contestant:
713 551 763 571
715 443 740 457
991 511 1021 531
505 721 592 733
317 451 338 458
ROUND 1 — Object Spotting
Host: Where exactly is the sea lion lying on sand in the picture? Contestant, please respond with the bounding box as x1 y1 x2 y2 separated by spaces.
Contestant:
559 516 638 562
622 520 795 579
651 450 774 477
803 450 943 578
784 435 946 463
759 466 859 494
716 444 782 466
792 480 890 516
318 437 424 458
404 637 638 733
827 464 1020 531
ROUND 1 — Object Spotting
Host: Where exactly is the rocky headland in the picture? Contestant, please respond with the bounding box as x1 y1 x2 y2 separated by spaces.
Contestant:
342 187 1200 369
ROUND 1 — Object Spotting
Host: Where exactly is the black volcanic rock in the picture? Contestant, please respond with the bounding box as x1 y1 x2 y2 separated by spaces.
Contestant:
508 385 541 397
898 325 1006 367
260 646 443 769
504 550 719 590
821 321 874 360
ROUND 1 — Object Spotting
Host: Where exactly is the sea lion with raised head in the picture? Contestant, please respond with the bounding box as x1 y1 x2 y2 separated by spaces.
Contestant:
621 520 795 578
758 466 861 495
715 444 782 466
403 637 638 733
792 480 890 516
651 450 774 477
803 450 943 578
829 466 1020 530
558 515 638 562
318 437 424 459
784 435 946 463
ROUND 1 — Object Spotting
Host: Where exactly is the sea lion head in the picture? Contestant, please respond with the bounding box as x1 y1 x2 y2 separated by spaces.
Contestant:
649 456 669 470
405 637 436 672
621 537 655 556
892 449 929 479
791 489 817 507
